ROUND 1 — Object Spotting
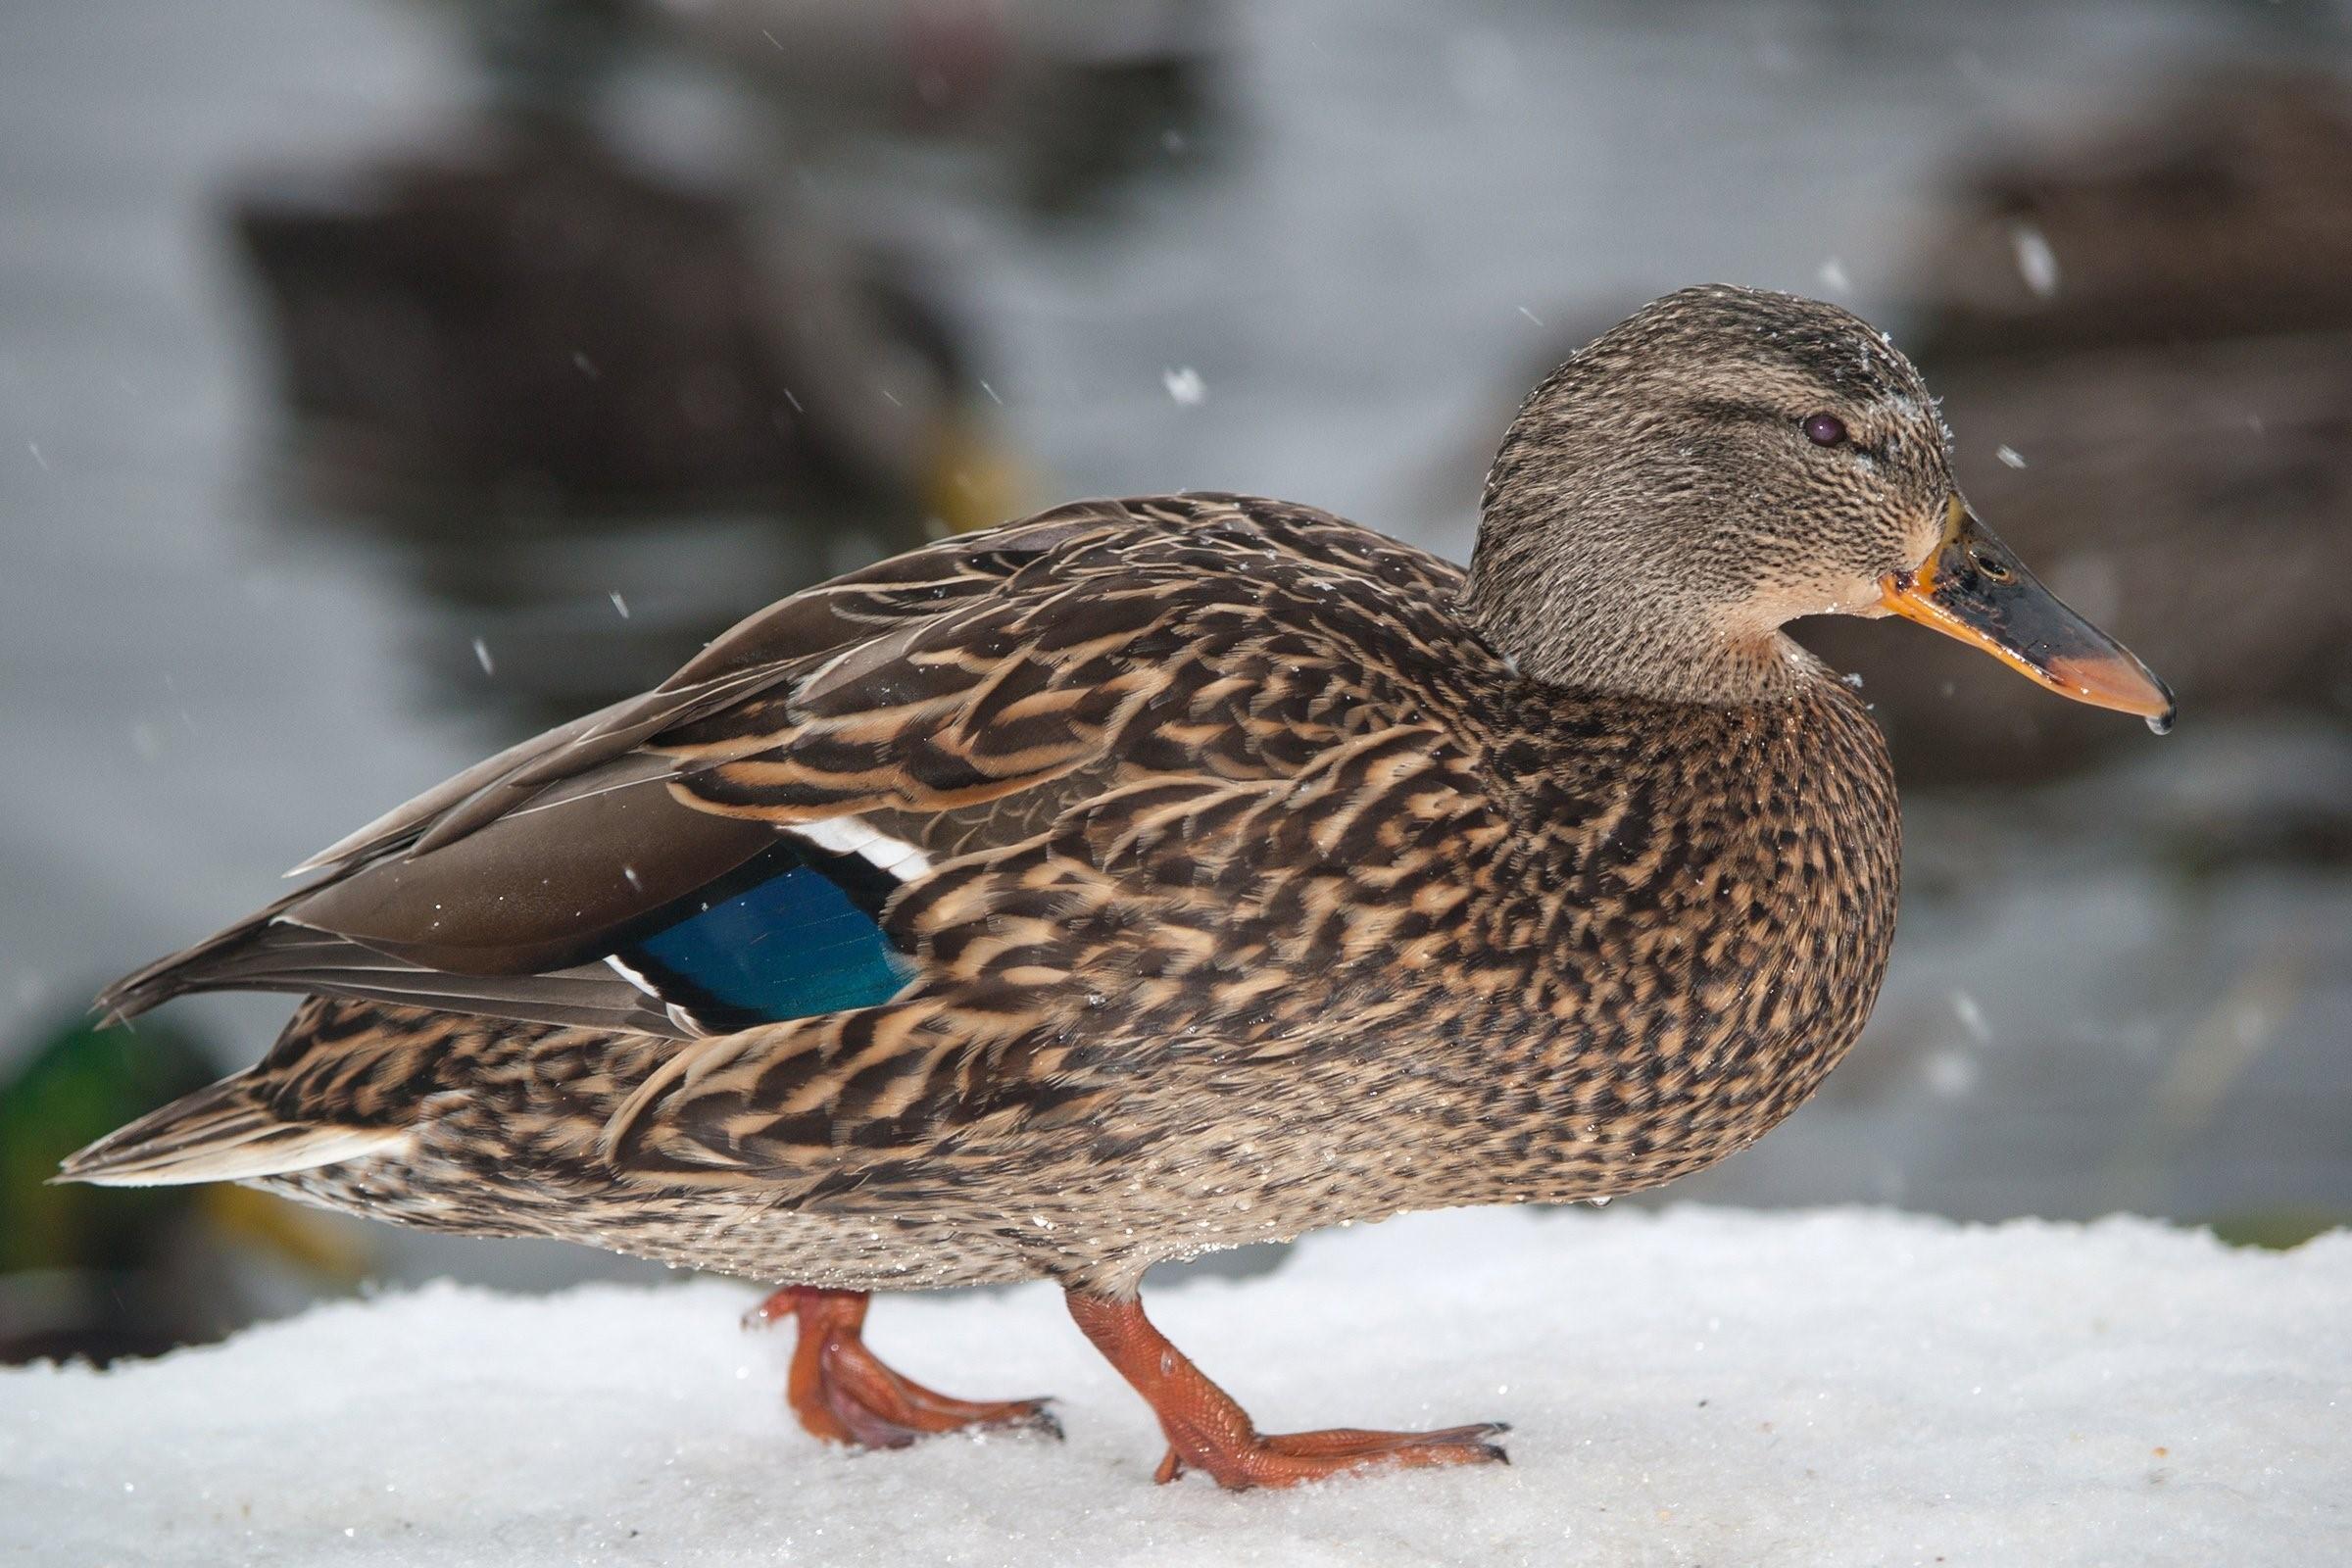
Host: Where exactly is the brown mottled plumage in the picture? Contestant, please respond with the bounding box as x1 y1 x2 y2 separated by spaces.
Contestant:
63 286 2171 1489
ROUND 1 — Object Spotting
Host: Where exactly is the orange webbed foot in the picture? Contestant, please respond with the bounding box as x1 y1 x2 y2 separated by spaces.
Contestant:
1066 1290 1509 1491
750 1285 1061 1449
1152 1421 1511 1487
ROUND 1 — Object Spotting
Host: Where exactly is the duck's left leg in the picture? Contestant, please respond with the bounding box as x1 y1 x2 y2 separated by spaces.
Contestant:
1066 1289 1509 1489
748 1286 1060 1448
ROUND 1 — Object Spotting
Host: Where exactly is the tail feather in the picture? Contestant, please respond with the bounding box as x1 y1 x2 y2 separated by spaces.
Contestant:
55 1076 407 1189
93 897 306 1025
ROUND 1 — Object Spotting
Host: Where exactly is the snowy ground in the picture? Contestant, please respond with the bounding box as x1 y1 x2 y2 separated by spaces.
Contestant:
4 1206 2344 1567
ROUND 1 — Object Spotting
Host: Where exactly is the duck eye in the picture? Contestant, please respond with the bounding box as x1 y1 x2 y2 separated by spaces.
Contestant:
1802 413 1848 447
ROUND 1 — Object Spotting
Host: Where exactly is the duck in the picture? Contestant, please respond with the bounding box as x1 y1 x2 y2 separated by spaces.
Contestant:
235 120 1022 530
60 286 2173 1490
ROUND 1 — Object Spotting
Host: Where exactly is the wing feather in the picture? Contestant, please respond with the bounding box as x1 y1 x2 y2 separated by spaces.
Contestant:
98 495 1480 1065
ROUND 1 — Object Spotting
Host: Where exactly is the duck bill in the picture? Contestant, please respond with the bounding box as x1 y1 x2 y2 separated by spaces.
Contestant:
1878 500 2177 732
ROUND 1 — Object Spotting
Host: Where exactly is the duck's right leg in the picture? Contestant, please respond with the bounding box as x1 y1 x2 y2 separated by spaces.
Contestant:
1065 1289 1510 1489
748 1286 1060 1449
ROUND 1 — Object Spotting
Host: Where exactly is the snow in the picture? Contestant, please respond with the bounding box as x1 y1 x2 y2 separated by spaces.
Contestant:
2010 222 2062 298
4 1206 2344 1567
1160 367 1207 408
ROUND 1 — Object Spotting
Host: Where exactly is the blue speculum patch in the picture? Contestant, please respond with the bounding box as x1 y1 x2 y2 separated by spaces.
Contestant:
622 853 913 1026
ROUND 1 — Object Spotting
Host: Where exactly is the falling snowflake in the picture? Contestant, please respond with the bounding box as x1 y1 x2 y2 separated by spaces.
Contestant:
2010 224 2059 298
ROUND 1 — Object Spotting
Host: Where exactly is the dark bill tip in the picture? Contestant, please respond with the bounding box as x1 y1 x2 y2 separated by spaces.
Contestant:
1878 504 2175 731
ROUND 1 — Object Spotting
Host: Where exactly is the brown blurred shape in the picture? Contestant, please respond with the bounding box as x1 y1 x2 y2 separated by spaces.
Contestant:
234 124 966 514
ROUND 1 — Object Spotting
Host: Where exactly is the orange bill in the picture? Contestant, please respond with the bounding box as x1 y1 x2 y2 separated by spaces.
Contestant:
1880 498 2176 732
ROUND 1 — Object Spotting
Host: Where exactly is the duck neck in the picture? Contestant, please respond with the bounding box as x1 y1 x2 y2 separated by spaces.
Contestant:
1460 525 1802 707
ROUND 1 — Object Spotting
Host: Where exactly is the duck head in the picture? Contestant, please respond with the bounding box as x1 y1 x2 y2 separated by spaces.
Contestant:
1464 284 2173 731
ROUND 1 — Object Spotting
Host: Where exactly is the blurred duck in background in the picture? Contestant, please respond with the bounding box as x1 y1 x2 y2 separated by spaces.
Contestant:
0 1016 369 1366
237 131 995 520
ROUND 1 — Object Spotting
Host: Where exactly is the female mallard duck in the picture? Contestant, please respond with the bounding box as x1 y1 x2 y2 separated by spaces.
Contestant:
63 286 2171 1489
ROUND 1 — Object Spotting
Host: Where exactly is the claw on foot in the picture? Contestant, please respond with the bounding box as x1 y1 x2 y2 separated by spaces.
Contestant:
1065 1290 1509 1490
750 1285 1060 1450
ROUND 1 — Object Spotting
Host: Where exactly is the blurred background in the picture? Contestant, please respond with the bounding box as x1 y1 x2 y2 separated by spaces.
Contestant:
3 0 2348 1363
